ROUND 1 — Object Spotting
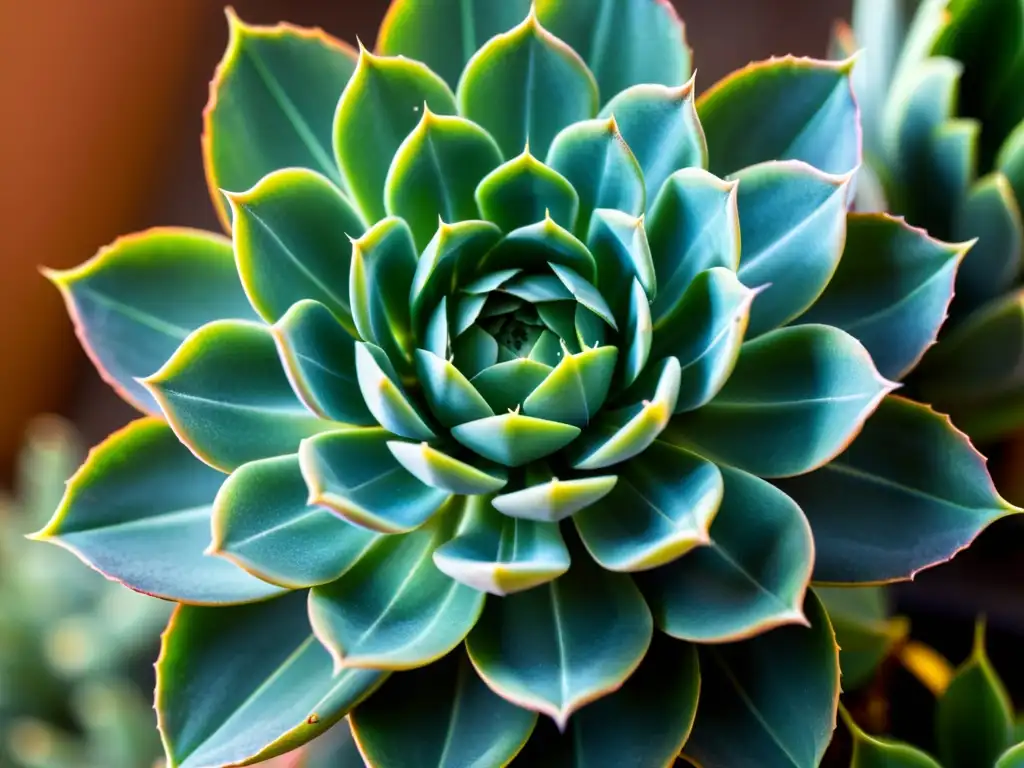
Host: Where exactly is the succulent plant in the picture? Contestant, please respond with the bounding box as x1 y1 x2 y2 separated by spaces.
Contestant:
832 0 1024 443
33 1 1019 766
0 417 167 768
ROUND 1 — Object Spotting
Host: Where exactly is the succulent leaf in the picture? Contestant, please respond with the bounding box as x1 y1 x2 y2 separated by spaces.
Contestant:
31 417 285 605
491 473 618 523
586 208 657 318
465 534 653 729
349 650 537 767
522 345 617 427
156 592 384 768
732 160 851 336
621 277 654 388
998 742 1024 768
818 586 908 691
796 213 967 381
478 216 598 282
299 428 451 534
777 396 1018 584
535 0 691 105
203 12 357 229
475 147 580 232
44 228 259 415
843 707 942 767
599 78 708 203
355 342 436 441
698 56 860 178
456 10 599 159
669 325 895 478
142 320 338 472
308 501 484 670
452 412 581 467
387 440 507 494
228 168 366 330
414 349 496 428
211 454 380 589
433 498 570 595
574 442 722 572
682 590 839 768
638 466 812 642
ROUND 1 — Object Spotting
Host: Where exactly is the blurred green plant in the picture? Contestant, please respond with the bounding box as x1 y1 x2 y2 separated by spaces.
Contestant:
0 417 168 768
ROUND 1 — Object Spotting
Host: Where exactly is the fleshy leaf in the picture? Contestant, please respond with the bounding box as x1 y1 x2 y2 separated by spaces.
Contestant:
698 55 860 177
387 440 507 494
414 349 495 427
457 9 599 159
586 208 657 318
478 216 597 283
796 213 967 381
355 342 436 441
776 396 1017 584
668 325 894 478
682 590 839 768
228 168 365 331
452 412 580 467
465 533 653 728
575 442 721 572
203 13 357 229
638 466 812 642
31 418 285 605
548 262 618 328
308 501 484 670
333 47 457 223
936 621 1014 768
536 0 691 105
452 325 500 379
646 168 740 323
471 358 554 413
350 650 536 767
998 742 1024 768
433 497 570 594
546 116 645 237
272 299 375 425
652 266 756 413
622 277 654 388
45 228 258 414
156 592 383 768
475 146 580 233
300 427 450 534
523 345 618 427
599 78 707 203
843 706 942 768
210 454 379 589
384 109 503 250
142 320 337 472
818 586 908 691
350 217 418 370
492 473 618 523
375 0 533 90
732 160 851 336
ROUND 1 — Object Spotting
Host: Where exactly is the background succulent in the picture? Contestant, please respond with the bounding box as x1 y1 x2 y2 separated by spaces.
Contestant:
832 0 1024 444
31 1 1018 766
0 417 167 768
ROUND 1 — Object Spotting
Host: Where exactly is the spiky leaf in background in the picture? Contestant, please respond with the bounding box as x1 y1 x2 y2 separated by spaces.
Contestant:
0 417 168 768
832 0 1024 444
32 2 1018 766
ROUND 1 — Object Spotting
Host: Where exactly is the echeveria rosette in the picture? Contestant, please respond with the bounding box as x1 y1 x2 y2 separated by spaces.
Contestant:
33 2 1017 767
832 0 1024 443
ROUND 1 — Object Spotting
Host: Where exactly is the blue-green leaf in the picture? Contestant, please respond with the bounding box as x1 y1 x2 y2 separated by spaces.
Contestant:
227 168 365 331
732 160 851 336
652 267 756 413
546 116 645 237
384 109 503 250
491 472 618 523
548 262 618 329
45 228 258 415
142 320 337 472
536 0 691 105
668 325 894 478
586 208 657 320
452 412 580 467
434 497 570 594
309 501 484 670
452 325 500 379
818 585 908 692
478 215 597 283
350 217 418 370
682 590 839 768
300 427 450 534
355 342 436 441
775 396 1017 584
698 56 860 177
31 417 285 605
466 533 652 728
375 0 533 90
523 345 618 427
638 467 812 642
575 442 722 572
272 299 375 425
387 440 507 494
646 168 739 323
414 349 495 428
457 10 599 159
475 146 580 232
203 13 357 228
470 358 553 413
843 706 942 767
334 47 457 223
210 454 379 589
350 650 536 768
622 277 654 388
599 78 707 203
795 213 967 381
157 592 383 768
